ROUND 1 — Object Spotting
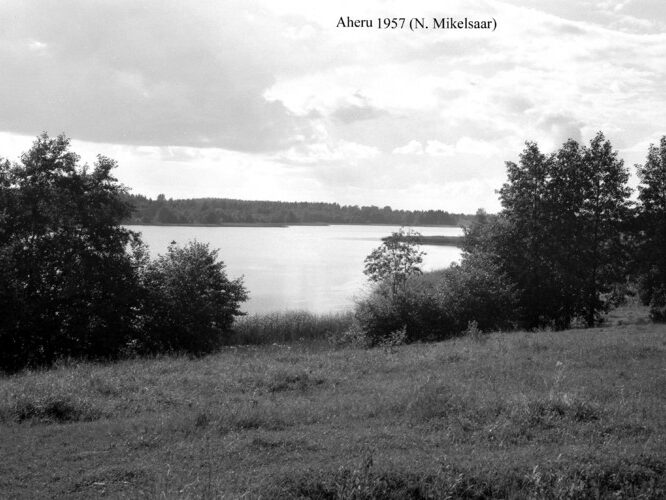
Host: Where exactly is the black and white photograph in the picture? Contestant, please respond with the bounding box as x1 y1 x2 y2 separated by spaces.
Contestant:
0 0 665 497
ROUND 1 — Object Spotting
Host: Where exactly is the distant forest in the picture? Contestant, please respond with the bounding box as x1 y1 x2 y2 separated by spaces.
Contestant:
122 194 474 226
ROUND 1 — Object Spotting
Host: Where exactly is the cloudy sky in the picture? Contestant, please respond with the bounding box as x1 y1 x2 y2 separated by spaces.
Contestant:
1 0 665 212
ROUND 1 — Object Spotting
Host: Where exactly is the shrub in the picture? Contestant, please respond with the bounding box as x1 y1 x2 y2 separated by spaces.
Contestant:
354 279 445 345
434 252 519 335
357 227 434 345
354 252 518 345
328 320 370 348
139 241 247 354
649 285 666 322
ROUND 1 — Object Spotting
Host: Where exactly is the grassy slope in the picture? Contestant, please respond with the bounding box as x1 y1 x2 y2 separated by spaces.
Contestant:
0 308 664 498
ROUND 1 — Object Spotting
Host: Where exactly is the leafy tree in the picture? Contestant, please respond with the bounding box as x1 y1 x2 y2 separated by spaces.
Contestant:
473 133 631 329
575 133 631 325
635 136 666 320
0 133 142 370
497 142 560 327
355 229 428 343
363 228 425 295
139 241 248 354
542 138 588 327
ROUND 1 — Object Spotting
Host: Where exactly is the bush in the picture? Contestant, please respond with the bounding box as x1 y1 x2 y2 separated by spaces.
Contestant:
354 252 518 345
138 241 248 354
355 278 446 345
637 269 666 322
434 252 519 335
649 286 666 322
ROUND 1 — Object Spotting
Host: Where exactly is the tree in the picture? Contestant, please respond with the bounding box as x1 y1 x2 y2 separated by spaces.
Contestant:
542 138 587 327
140 241 248 354
475 133 631 329
575 133 631 325
635 136 666 320
0 133 142 370
363 228 425 295
497 142 560 327
355 229 427 344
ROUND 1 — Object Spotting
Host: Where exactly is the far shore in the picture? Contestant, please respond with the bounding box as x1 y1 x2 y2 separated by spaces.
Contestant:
382 234 464 247
124 222 463 229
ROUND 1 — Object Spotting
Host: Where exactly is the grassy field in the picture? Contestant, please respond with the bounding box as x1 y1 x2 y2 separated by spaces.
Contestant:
0 306 664 498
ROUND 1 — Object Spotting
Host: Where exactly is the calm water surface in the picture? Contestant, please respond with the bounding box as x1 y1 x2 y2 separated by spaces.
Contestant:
127 225 463 314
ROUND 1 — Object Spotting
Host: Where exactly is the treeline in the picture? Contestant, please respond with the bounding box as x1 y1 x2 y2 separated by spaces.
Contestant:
353 132 666 345
122 194 473 226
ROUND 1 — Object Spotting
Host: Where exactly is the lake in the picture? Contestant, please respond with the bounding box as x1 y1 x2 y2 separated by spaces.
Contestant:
126 225 463 314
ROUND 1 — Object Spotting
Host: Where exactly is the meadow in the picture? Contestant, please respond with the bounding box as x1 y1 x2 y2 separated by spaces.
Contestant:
0 304 664 498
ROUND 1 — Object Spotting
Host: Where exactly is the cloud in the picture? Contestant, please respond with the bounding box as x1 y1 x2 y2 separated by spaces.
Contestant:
332 103 387 124
276 140 380 165
537 114 584 146
424 140 456 157
393 140 424 155
0 0 664 212
0 1 314 152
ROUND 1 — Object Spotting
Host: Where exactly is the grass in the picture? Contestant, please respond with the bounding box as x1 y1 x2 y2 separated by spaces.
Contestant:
0 304 664 498
229 310 353 345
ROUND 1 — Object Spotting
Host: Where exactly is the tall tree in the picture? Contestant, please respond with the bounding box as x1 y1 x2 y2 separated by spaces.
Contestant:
497 142 560 327
482 133 631 329
635 136 666 320
0 133 142 369
576 133 631 325
543 138 586 327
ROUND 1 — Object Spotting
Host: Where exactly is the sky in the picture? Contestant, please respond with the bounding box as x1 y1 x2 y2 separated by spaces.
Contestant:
1 0 665 213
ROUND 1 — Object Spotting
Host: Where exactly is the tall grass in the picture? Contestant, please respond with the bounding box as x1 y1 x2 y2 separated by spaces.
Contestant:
229 310 354 345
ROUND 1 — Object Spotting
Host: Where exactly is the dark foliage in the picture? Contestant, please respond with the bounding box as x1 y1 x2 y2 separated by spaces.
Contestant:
0 134 141 370
363 133 639 337
138 241 247 354
355 253 517 344
434 252 518 335
635 136 666 322
355 279 444 344
0 135 248 371
465 133 631 330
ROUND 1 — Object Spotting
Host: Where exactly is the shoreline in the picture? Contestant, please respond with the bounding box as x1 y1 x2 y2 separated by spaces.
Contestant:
124 222 464 229
382 234 464 247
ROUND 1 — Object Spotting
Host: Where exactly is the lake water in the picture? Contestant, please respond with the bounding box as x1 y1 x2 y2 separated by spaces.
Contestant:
126 225 463 314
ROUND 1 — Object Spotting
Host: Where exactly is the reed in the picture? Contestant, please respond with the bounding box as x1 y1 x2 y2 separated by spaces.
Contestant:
229 310 354 345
